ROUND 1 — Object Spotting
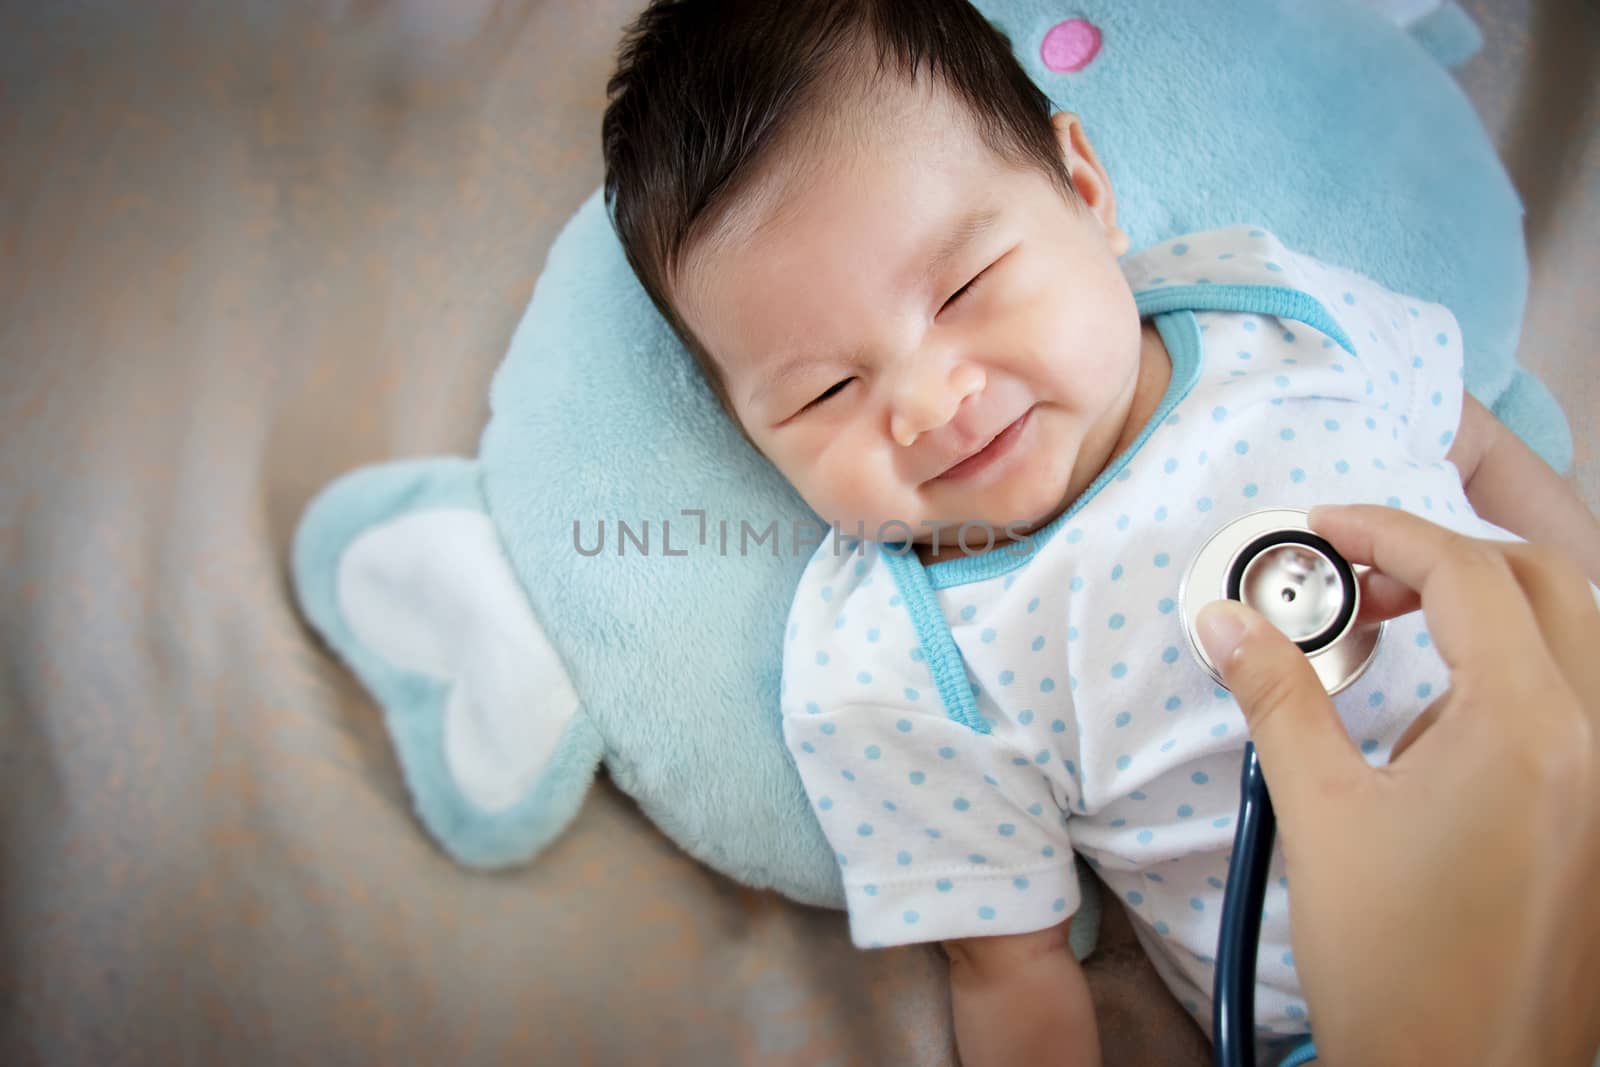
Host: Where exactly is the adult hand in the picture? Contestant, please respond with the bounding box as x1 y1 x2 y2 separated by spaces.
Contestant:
1195 505 1600 1067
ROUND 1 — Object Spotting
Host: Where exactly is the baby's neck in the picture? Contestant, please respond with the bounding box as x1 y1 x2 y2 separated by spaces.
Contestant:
915 322 1172 566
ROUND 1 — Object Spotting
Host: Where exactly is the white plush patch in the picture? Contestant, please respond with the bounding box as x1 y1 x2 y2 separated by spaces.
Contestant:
337 509 579 813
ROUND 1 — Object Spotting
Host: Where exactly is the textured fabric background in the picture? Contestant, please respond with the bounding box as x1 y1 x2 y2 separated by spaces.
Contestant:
1 1 1592 1063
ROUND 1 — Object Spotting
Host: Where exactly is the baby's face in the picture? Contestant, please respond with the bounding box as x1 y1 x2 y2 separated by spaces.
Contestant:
676 79 1143 543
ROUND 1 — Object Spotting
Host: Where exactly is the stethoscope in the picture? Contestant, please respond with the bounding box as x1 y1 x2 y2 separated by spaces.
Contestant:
1178 508 1385 1067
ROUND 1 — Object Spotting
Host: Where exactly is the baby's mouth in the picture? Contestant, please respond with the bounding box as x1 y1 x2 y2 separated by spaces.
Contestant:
930 409 1033 483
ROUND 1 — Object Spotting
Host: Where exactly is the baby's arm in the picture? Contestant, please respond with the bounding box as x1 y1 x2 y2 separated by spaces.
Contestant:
1448 395 1600 581
945 918 1101 1067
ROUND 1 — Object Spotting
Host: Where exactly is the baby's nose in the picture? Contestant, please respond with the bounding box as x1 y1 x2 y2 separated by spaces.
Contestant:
889 363 987 447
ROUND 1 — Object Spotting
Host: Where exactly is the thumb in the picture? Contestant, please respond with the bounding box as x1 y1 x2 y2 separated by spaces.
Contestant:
1197 599 1367 821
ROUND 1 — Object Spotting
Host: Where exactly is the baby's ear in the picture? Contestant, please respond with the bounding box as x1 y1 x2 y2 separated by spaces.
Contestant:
292 456 604 868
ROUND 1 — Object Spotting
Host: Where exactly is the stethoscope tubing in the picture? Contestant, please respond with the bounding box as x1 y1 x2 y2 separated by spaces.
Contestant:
1214 742 1276 1067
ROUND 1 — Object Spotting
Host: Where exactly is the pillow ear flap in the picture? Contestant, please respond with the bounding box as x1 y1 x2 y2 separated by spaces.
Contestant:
292 457 603 868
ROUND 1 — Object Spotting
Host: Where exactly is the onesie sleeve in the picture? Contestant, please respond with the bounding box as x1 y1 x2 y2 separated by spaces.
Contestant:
1277 247 1467 464
781 538 1080 948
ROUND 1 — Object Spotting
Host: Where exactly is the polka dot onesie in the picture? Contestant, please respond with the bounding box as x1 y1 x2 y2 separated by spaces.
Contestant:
779 226 1517 1040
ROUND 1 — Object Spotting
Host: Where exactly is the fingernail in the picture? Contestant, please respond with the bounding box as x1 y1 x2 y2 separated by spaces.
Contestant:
1197 600 1248 665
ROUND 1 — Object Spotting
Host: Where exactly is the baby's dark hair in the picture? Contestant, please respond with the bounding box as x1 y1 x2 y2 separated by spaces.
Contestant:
601 0 1074 412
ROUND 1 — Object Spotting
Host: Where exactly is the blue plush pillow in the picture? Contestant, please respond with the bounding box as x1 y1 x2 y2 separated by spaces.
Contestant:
293 0 1565 939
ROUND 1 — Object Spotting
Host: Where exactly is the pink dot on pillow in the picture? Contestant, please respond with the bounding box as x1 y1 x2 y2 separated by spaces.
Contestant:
1041 18 1101 73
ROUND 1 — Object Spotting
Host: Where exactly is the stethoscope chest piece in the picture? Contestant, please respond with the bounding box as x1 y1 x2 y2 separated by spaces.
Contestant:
1179 508 1382 696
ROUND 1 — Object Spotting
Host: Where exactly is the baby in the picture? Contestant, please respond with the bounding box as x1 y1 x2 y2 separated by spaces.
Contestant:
600 1 1600 1064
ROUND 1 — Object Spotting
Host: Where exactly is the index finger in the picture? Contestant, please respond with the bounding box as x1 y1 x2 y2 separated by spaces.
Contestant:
1307 505 1549 683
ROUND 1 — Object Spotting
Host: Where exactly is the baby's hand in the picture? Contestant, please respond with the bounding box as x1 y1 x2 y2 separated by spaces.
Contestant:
944 920 1102 1067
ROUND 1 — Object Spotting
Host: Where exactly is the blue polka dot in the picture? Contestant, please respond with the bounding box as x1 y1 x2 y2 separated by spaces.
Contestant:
1417 682 1433 699
1192 771 1209 785
1070 576 1085 594
1155 505 1169 522
865 745 881 760
816 651 829 666
959 605 976 621
1162 646 1180 664
1155 920 1171 935
953 797 970 812
1052 898 1067 913
996 823 1017 838
1041 677 1056 693
1130 790 1147 801
1066 528 1084 545
1286 1004 1306 1021
1166 696 1182 711
1243 483 1259 498
1325 419 1341 432
821 723 836 735
1335 460 1350 474
1279 427 1295 443
1116 513 1130 531
1360 739 1379 755
903 910 920 924
910 647 924 662
1109 613 1126 630
1151 552 1170 569
1441 430 1454 447
855 671 872 685
1013 877 1030 890
820 586 833 602
1435 332 1448 346
980 627 996 643
1111 564 1124 581
857 823 874 837
978 906 996 921
939 746 956 759
1386 496 1401 508
936 879 953 893
1237 350 1253 362
1207 876 1224 890
1343 291 1356 305
818 797 832 810
1369 691 1386 707
1197 497 1213 513
1110 662 1128 679
1172 242 1190 256
866 627 880 644
1158 598 1175 615
841 770 853 780
1190 897 1205 911
1137 830 1154 844
1213 816 1231 828
1210 723 1229 738
806 701 821 715
1029 635 1045 652
1116 754 1132 771
998 670 1014 686
909 771 925 785
1290 468 1306 483
1027 596 1040 613
1415 632 1432 649
897 850 913 866
863 885 876 896
889 594 902 607
1178 804 1194 818
1126 891 1144 906
1212 406 1228 422
1115 711 1132 728
1266 261 1283 273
